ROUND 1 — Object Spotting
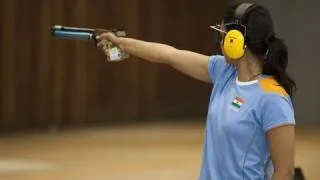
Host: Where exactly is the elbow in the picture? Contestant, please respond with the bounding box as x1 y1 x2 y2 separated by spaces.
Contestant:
162 46 178 65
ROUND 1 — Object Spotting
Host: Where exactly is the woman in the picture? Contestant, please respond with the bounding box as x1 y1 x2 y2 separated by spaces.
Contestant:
96 2 296 180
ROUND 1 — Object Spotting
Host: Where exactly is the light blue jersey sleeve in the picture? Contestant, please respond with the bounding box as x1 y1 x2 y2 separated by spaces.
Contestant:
208 55 231 85
258 94 295 132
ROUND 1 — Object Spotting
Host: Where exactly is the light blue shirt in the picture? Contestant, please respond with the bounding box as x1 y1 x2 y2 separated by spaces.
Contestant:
199 55 295 180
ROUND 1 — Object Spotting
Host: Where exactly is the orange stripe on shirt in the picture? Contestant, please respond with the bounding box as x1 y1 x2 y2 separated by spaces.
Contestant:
259 77 288 97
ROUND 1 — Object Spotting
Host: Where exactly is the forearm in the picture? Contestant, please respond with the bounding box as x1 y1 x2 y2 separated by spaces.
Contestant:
118 37 176 64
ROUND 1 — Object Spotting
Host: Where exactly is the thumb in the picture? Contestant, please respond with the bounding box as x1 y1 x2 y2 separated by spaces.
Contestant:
96 32 119 44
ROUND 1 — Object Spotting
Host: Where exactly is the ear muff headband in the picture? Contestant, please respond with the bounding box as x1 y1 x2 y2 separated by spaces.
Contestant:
234 3 255 22
223 3 256 59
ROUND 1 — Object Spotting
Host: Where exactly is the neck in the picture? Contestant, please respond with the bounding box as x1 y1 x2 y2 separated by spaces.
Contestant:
235 52 263 82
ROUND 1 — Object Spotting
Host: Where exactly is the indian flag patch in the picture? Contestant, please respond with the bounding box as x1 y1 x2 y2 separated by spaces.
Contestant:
231 96 244 109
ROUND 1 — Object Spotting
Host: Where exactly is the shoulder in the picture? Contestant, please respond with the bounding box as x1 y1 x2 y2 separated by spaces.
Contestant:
256 94 295 133
258 76 288 97
208 55 231 69
208 55 235 84
256 78 295 132
257 76 293 112
209 54 225 61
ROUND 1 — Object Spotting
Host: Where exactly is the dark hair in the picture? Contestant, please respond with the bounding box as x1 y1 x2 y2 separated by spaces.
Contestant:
223 3 297 98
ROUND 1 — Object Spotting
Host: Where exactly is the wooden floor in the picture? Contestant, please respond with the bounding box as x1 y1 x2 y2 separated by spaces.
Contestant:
0 122 319 180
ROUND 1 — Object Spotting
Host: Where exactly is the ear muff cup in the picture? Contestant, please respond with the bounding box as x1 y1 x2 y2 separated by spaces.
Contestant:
223 29 246 59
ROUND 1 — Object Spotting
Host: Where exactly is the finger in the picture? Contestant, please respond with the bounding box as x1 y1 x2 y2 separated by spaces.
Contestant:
95 32 108 40
96 40 106 49
94 29 111 38
94 39 104 48
101 45 109 57
96 32 116 40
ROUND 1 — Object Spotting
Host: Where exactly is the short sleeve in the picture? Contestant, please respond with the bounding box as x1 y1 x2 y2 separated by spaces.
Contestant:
208 55 230 84
259 94 295 132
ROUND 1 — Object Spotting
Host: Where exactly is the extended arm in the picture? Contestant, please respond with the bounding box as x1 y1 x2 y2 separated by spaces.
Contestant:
97 33 211 83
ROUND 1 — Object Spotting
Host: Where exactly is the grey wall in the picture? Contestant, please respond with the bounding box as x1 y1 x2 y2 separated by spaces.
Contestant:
255 0 320 123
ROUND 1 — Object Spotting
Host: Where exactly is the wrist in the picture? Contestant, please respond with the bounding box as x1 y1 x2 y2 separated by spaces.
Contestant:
117 37 127 51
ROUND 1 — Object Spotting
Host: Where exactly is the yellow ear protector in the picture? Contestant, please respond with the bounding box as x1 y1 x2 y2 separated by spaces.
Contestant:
223 3 258 60
223 29 246 59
